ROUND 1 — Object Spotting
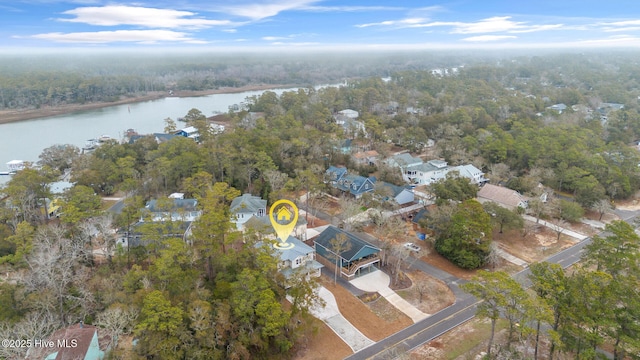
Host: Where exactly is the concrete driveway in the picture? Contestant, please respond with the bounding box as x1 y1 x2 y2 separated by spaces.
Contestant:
307 286 374 352
350 270 429 322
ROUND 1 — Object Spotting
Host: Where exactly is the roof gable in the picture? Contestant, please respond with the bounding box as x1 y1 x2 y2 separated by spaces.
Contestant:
230 194 267 214
146 198 198 212
477 184 527 208
314 226 380 262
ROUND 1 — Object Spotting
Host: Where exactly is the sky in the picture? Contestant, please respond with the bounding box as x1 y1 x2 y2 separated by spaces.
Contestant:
5 0 640 51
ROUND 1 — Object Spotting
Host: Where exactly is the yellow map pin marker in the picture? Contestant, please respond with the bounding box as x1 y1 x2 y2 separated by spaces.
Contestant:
269 199 298 250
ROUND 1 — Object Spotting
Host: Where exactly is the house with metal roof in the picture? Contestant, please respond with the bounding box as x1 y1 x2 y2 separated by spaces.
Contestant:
244 213 308 241
325 166 348 183
266 236 323 287
313 226 381 280
26 322 110 360
230 193 267 229
143 198 201 222
334 174 376 199
378 181 415 205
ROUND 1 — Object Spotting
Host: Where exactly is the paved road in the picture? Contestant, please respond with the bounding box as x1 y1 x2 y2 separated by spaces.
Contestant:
345 211 640 360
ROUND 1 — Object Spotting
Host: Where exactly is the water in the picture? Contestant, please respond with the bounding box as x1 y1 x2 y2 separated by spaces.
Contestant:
0 85 334 184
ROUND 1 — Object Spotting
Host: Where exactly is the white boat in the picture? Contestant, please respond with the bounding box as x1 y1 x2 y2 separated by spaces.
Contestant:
83 139 98 150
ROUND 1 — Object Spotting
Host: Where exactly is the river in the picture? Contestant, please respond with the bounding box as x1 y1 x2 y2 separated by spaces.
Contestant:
0 85 333 184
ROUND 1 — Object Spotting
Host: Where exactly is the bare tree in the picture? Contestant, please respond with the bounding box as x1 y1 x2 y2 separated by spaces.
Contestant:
22 225 95 326
96 305 139 349
486 242 502 270
390 244 412 286
338 197 361 231
415 280 432 304
329 233 351 285
548 218 568 241
0 312 58 360
592 199 613 221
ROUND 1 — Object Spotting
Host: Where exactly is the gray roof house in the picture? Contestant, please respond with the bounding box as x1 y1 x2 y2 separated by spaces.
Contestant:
231 194 267 229
144 198 201 222
244 213 308 241
378 181 415 205
267 236 323 287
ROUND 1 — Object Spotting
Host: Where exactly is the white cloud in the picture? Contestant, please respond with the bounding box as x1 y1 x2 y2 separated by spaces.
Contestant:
59 5 235 29
462 35 517 42
222 29 237 33
357 15 563 35
301 5 404 12
356 18 428 28
221 0 318 20
28 29 200 43
262 36 288 41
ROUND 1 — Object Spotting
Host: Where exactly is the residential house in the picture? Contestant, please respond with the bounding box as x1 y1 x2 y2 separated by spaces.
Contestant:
266 236 323 287
143 198 201 222
334 174 376 199
547 103 567 113
117 220 194 248
325 166 348 183
26 322 111 360
387 155 487 186
477 183 528 210
230 193 267 229
128 133 180 144
244 213 308 240
175 126 200 140
337 109 359 119
377 181 415 205
353 150 379 166
313 226 381 280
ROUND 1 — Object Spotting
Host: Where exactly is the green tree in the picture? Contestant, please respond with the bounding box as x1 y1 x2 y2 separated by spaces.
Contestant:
134 290 186 360
462 270 526 357
0 221 34 266
430 173 477 205
482 202 524 233
435 200 492 269
191 182 241 281
529 262 568 360
59 185 102 225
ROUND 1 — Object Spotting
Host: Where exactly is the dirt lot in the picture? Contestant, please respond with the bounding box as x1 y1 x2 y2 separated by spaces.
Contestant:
493 223 581 265
319 277 412 341
411 318 510 360
294 317 353 360
395 270 455 314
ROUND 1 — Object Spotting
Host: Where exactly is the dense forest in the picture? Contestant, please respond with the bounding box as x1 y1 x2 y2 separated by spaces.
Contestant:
2 51 640 359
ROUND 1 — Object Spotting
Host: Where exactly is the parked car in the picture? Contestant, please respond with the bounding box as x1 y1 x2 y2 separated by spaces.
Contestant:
403 242 420 252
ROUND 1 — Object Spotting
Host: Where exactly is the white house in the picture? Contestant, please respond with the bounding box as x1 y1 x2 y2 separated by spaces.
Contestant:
388 155 487 186
143 198 201 222
265 236 323 287
230 194 267 229
337 109 359 119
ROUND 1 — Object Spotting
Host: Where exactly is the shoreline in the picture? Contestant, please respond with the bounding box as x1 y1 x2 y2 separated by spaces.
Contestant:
0 84 297 125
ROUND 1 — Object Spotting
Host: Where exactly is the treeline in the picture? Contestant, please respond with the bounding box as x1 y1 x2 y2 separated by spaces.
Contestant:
0 50 477 111
463 220 640 359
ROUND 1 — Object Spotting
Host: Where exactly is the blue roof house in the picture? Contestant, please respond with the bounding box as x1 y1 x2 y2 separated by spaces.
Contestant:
314 226 381 280
325 166 348 183
335 174 376 199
